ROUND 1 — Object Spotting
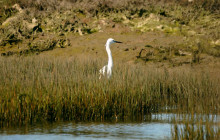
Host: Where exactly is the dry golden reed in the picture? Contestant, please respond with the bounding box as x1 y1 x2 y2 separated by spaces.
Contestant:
0 55 219 127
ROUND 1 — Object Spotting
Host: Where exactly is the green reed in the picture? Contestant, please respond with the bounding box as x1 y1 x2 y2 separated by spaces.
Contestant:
0 56 219 127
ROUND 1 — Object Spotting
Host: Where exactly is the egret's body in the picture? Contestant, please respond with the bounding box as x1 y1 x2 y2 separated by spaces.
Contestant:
99 38 122 79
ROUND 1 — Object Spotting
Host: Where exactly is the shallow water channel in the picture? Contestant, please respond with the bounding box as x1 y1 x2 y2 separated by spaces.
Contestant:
0 113 219 140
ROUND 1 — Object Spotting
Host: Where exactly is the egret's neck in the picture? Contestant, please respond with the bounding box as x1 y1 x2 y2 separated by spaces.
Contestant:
106 43 113 68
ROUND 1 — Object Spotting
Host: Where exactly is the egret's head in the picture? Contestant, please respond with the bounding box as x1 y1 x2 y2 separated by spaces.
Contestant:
107 38 122 45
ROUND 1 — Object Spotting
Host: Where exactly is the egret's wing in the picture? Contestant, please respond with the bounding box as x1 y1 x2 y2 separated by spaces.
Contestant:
99 65 107 79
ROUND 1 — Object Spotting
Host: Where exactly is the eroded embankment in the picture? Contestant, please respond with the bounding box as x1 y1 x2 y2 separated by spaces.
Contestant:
0 1 219 67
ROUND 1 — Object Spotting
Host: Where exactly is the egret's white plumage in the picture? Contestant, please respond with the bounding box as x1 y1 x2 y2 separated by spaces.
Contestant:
99 38 122 79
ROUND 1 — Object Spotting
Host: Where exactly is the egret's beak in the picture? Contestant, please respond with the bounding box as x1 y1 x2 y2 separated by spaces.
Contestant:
114 40 122 43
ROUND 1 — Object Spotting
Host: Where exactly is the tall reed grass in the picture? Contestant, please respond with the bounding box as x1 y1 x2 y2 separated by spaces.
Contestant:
172 113 219 140
0 56 219 127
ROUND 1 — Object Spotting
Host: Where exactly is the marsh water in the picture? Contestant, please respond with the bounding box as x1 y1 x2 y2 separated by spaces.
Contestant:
0 113 219 140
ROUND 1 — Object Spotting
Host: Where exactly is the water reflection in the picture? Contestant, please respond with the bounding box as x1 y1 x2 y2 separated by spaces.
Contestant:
0 123 171 140
0 113 219 140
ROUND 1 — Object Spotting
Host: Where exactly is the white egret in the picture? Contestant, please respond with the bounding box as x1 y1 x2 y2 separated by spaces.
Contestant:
99 38 122 79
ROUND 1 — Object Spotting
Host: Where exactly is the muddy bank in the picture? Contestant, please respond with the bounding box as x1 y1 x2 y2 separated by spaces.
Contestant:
0 1 219 67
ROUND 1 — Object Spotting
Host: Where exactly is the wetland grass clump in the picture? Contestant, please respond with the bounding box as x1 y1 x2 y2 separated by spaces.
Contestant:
0 56 219 127
172 113 220 140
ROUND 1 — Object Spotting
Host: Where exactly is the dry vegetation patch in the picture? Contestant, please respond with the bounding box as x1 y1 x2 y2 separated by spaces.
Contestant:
0 0 219 61
0 56 219 127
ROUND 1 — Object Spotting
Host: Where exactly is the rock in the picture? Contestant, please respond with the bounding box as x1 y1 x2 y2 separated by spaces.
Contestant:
211 39 220 48
188 30 196 36
215 40 220 46
136 13 160 28
99 19 107 26
2 16 17 26
148 13 160 22
156 25 164 30
32 18 37 24
12 4 23 13
78 28 83 36
178 50 191 56
23 21 38 31
2 4 24 26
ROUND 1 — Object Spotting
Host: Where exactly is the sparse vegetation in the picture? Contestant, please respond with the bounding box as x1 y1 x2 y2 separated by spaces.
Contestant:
172 113 220 140
0 0 219 60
